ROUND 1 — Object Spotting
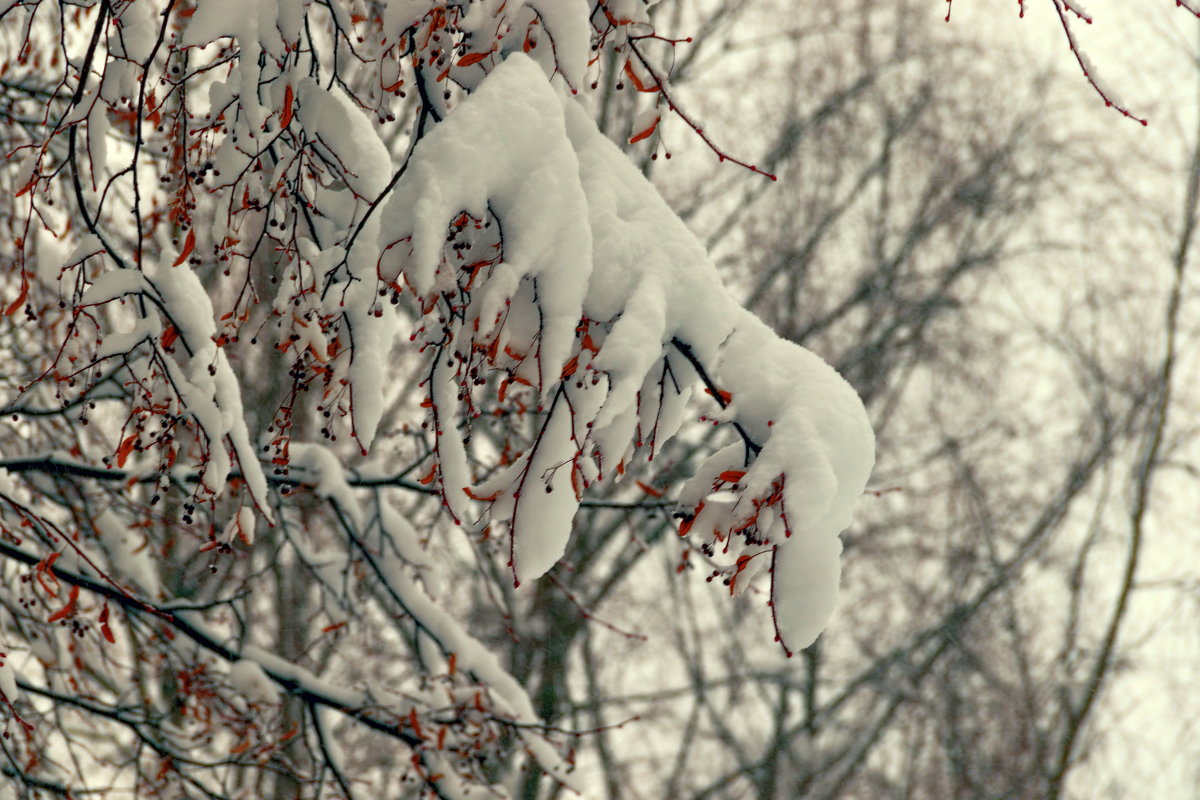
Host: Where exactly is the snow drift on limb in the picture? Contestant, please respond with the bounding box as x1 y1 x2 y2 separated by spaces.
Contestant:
380 52 874 652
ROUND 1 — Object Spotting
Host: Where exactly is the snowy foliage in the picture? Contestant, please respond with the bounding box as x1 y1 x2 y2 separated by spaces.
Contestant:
0 0 872 795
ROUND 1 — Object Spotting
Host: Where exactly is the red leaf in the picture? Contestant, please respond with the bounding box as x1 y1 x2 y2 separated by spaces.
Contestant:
417 464 439 486
560 354 579 379
704 387 732 404
623 59 660 93
635 480 663 498
409 707 423 739
48 585 79 623
14 173 37 198
160 325 178 349
718 470 746 484
172 229 195 267
678 502 703 536
629 116 659 144
3 276 28 316
729 554 754 595
280 84 294 129
457 50 492 67
116 435 137 468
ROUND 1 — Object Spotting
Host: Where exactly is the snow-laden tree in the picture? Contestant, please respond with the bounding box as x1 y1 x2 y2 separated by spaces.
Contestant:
0 1 873 797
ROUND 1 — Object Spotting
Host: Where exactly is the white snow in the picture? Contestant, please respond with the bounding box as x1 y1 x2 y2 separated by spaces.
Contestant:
145 261 273 521
377 55 591 381
288 442 363 527
95 507 162 597
525 0 591 88
229 658 281 706
295 78 392 198
80 268 149 307
376 52 873 650
0 656 18 703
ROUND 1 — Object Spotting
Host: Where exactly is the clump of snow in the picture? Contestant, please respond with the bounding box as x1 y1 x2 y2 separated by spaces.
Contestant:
229 658 280 706
80 269 149 307
0 654 18 703
95 507 161 597
379 52 873 651
562 90 875 651
295 78 392 198
288 442 362 526
221 506 257 546
145 261 273 521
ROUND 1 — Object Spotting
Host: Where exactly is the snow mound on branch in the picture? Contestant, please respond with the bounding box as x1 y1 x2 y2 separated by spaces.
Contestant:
144 262 273 522
379 53 873 652
295 78 391 198
378 55 591 377
563 97 874 652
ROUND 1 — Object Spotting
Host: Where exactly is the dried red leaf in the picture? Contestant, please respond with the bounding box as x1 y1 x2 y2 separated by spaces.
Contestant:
629 116 659 144
116 435 137 468
636 480 663 498
570 465 581 501
704 387 733 404
409 707 423 739
678 502 704 536
3 277 28 316
172 229 195 267
14 174 36 198
623 59 660 93
47 585 79 623
457 50 492 67
560 355 579 379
